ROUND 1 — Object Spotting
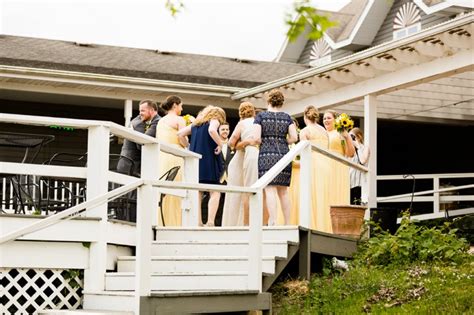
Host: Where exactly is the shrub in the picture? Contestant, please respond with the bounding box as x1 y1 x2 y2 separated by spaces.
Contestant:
354 212 470 267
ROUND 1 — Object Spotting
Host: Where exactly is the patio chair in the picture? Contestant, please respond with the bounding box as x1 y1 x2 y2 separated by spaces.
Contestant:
10 175 43 214
108 154 138 222
41 152 88 214
159 165 181 226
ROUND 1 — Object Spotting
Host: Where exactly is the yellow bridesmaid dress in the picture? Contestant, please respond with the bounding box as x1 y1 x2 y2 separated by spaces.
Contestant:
156 119 184 226
327 130 350 227
288 126 331 231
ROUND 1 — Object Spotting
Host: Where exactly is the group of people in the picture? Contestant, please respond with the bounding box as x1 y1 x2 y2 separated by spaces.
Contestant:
118 89 370 232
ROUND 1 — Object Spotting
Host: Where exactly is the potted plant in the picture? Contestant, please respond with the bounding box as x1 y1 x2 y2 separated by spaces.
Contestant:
330 205 367 238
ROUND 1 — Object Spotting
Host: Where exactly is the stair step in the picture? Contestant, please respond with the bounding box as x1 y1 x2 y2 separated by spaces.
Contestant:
105 272 248 291
151 240 293 257
155 226 300 242
117 256 276 274
39 310 133 315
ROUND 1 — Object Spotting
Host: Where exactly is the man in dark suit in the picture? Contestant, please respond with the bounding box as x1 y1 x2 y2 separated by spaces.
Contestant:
115 100 160 222
218 122 233 184
117 99 160 176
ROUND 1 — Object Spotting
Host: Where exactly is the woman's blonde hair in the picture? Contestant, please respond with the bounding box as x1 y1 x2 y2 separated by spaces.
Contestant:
324 109 339 119
351 127 364 144
239 102 255 119
304 105 319 123
193 105 226 126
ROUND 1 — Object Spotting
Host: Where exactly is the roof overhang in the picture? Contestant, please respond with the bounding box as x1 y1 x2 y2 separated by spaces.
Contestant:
414 0 474 15
232 13 474 123
325 0 392 49
0 66 244 109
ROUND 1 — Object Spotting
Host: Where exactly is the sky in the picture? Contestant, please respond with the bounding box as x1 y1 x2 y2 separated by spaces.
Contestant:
1 0 350 61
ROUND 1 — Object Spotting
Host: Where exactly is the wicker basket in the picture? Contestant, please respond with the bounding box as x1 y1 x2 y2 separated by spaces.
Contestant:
330 205 367 237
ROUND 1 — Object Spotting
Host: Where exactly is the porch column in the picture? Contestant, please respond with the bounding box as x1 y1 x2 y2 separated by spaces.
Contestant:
364 95 377 212
124 99 133 127
84 125 110 292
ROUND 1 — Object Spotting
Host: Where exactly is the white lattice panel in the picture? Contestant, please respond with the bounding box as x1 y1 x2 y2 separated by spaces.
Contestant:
1 268 83 314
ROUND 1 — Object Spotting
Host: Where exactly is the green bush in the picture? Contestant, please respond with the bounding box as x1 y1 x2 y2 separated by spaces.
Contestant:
355 213 470 267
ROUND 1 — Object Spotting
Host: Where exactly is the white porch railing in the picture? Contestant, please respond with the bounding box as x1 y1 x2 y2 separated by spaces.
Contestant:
0 112 369 314
377 173 474 222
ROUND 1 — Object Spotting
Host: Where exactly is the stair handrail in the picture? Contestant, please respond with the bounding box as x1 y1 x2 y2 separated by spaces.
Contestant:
0 179 144 244
0 113 200 159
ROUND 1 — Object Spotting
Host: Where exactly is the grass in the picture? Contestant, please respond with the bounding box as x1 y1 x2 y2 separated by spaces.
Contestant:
272 260 474 314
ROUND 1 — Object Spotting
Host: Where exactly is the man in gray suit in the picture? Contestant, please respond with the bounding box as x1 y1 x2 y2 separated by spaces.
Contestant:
117 99 160 176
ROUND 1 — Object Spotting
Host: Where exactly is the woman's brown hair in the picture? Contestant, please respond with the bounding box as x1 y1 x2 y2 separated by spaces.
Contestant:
351 127 364 144
267 89 285 108
161 95 182 112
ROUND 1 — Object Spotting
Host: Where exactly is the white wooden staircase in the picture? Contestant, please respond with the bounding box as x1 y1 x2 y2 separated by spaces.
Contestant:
80 226 299 313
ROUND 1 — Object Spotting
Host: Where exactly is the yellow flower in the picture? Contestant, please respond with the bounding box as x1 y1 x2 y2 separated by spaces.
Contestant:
183 114 195 126
335 112 354 133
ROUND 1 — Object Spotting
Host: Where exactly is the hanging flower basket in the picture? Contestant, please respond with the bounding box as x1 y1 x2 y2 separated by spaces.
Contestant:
330 205 367 238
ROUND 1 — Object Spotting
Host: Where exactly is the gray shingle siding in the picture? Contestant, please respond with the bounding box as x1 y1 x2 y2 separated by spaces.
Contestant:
298 40 315 65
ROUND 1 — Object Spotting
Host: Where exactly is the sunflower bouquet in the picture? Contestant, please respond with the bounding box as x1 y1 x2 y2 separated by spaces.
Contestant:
334 113 354 147
182 114 195 126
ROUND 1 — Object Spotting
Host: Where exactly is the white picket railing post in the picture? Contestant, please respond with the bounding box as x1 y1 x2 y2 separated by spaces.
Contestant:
433 176 440 214
299 142 311 228
84 125 110 292
248 190 263 291
134 142 160 313
182 155 199 227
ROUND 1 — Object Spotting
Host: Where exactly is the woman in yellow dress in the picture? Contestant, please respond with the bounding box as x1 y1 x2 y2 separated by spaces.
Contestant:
299 106 331 231
155 95 188 226
323 110 355 231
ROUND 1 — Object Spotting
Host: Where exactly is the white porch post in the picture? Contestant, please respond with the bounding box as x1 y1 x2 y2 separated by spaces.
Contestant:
182 156 199 226
364 94 378 215
124 99 133 128
248 190 263 291
299 142 311 228
84 126 110 292
134 142 160 312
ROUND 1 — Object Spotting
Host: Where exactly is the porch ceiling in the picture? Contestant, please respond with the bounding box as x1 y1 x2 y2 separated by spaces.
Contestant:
233 14 474 124
334 71 474 123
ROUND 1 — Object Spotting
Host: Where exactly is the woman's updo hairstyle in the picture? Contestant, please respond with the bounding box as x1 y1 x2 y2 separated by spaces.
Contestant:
267 89 285 108
304 105 319 123
161 95 182 112
239 102 255 119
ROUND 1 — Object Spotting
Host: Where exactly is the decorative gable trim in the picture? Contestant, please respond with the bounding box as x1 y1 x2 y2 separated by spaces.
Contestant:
394 2 422 29
309 39 332 67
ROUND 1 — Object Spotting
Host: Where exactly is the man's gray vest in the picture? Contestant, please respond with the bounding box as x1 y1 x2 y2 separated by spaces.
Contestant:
118 114 160 175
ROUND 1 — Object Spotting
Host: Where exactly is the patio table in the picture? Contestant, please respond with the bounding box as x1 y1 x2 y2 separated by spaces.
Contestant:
0 131 55 163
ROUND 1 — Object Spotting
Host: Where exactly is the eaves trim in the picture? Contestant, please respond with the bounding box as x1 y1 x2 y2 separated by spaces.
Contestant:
232 12 474 100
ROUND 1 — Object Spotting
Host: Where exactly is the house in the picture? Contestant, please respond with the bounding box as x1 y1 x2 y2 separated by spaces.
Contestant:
0 1 473 313
233 0 474 216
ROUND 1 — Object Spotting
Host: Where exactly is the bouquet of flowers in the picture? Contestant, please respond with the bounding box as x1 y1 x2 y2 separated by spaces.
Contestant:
334 113 354 147
182 114 195 126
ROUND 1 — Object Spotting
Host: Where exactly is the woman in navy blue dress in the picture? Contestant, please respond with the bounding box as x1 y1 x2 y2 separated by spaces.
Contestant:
178 105 226 226
253 89 298 225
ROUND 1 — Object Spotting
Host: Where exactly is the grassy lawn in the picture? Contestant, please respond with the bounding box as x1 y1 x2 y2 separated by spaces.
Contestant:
272 215 473 314
272 260 473 314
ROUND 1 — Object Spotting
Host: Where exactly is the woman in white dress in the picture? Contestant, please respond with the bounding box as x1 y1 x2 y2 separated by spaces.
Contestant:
222 102 259 226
